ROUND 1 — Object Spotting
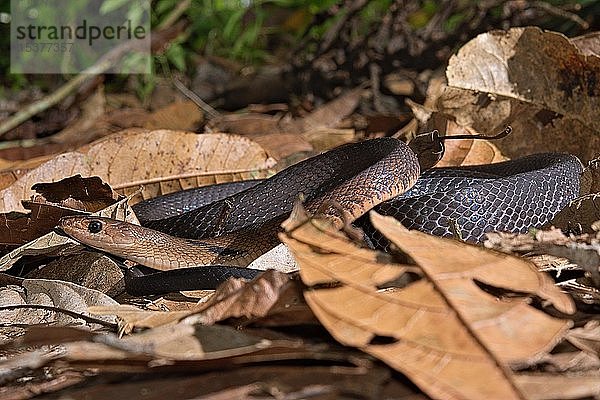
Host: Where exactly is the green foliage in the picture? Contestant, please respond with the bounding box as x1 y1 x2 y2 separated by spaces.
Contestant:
161 0 338 67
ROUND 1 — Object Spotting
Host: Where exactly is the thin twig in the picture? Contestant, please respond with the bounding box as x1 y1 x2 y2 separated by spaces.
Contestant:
531 1 589 29
172 78 220 119
0 304 118 330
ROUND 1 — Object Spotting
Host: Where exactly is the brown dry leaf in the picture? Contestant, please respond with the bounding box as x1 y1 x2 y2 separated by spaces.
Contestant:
280 210 575 399
209 89 362 137
0 195 135 272
90 270 301 331
0 130 275 212
439 27 600 161
183 270 303 326
142 100 204 131
550 193 600 234
370 214 575 357
247 132 313 160
513 373 600 400
0 176 120 246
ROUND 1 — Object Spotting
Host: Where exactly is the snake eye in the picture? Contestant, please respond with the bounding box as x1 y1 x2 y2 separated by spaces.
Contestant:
87 220 103 234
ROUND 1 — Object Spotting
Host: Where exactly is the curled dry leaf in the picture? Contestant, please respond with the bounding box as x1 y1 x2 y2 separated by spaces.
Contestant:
437 121 507 167
0 130 275 213
0 195 134 272
439 27 600 160
59 324 272 362
0 175 119 246
90 270 304 332
405 102 506 168
280 210 575 400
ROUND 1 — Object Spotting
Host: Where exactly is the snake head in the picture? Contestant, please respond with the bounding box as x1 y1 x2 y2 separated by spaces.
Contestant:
58 216 140 254
409 130 445 170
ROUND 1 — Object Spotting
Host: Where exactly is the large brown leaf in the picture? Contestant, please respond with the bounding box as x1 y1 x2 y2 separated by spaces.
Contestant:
439 27 600 161
0 130 275 212
280 210 575 399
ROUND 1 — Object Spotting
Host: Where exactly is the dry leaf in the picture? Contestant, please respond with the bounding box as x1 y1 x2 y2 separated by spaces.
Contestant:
90 270 304 331
209 89 362 137
142 100 204 131
0 130 275 212
49 86 106 144
26 252 124 297
513 373 600 400
0 195 134 271
484 227 600 286
439 27 600 161
280 210 575 399
0 279 118 334
572 31 600 57
0 176 120 246
247 132 313 160
301 128 355 152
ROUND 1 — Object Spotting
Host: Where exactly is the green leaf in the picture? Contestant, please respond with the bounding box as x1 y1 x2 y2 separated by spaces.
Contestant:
166 43 186 71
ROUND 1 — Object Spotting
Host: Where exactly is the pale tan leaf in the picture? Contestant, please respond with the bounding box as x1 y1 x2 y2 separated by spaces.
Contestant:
61 324 272 361
440 27 600 161
280 213 524 399
370 214 574 360
142 100 204 131
446 27 599 131
294 88 362 132
0 279 118 330
247 132 313 160
437 121 507 167
89 304 192 333
513 372 600 400
301 128 355 152
570 31 600 57
0 130 275 212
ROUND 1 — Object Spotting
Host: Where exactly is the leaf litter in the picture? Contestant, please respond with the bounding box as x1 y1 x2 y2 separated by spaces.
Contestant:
1 24 600 400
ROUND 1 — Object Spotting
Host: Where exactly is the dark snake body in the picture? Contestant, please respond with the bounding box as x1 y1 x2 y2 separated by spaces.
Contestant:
121 139 583 295
133 150 582 245
137 138 419 254
58 138 582 294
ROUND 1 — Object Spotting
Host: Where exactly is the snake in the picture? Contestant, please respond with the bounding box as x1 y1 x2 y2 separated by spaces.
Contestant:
58 136 582 293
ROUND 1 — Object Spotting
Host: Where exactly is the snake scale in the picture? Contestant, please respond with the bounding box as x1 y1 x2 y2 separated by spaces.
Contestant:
59 137 582 293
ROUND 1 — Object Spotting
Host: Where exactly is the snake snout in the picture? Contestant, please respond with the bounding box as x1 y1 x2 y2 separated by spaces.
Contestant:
58 216 138 249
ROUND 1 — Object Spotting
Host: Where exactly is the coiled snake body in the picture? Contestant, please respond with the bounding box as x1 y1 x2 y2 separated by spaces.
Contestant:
59 137 582 275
